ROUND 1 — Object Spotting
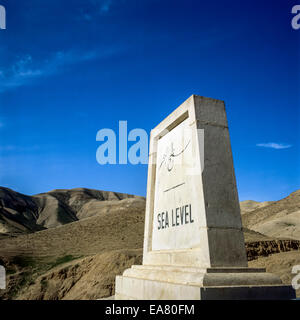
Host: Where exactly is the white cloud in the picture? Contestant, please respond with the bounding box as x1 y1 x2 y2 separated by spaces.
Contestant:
0 49 112 93
256 143 292 150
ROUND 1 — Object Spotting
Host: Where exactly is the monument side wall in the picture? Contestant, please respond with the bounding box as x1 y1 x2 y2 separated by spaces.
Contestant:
194 96 247 267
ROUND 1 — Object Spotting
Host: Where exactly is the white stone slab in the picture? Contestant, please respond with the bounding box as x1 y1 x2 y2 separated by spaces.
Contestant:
152 117 205 251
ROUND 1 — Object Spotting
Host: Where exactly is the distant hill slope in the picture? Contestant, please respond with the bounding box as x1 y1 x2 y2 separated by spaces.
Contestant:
1 187 300 300
0 187 43 234
2 186 300 242
0 195 146 258
242 190 300 240
240 200 274 214
0 187 144 236
0 194 297 260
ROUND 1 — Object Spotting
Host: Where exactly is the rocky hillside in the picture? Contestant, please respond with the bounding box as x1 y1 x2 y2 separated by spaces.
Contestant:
0 187 144 236
0 187 300 300
0 249 143 300
0 196 146 258
242 190 300 240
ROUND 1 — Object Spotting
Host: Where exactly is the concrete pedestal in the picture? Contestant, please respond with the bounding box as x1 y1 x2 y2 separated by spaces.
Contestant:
115 265 296 300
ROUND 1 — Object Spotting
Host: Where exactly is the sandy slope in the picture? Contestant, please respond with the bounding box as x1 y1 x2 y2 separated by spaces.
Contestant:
15 249 143 300
242 190 300 241
240 200 274 214
0 197 146 258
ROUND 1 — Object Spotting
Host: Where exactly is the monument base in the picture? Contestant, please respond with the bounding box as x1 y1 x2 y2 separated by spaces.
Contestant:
115 265 296 300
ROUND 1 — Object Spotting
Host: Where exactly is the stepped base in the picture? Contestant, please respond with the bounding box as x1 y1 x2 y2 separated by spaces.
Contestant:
115 265 296 300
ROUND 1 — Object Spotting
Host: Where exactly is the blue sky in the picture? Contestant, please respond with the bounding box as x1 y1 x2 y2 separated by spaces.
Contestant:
0 0 299 201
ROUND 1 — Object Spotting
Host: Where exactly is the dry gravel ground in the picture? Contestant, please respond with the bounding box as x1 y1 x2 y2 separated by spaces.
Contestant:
14 250 143 300
249 251 300 298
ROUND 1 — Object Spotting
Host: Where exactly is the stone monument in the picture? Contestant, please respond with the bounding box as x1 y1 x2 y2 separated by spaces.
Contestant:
115 95 296 300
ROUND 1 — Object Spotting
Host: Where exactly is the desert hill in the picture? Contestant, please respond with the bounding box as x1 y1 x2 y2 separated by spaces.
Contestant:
240 200 274 214
0 187 143 236
0 187 43 234
0 195 146 258
242 190 300 240
0 187 300 299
